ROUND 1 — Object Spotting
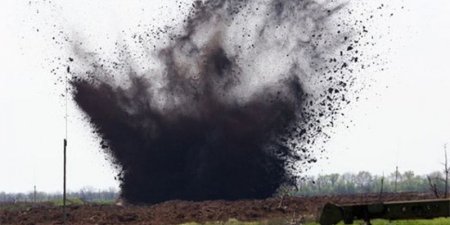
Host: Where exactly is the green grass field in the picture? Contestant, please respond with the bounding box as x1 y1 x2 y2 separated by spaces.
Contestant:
180 218 450 225
347 219 450 225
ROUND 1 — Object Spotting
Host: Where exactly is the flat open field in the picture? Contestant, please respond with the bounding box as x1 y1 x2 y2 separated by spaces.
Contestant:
0 193 438 225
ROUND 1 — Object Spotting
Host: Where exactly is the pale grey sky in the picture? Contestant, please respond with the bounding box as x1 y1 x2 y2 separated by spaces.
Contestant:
0 0 449 193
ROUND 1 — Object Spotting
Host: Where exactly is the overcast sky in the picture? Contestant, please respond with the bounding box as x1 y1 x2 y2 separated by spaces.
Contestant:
0 0 449 193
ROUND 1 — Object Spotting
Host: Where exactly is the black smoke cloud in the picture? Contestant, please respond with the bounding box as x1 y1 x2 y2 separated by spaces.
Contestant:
70 0 354 204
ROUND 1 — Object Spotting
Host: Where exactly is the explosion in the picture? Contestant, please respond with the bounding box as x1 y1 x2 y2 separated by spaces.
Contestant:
70 0 358 204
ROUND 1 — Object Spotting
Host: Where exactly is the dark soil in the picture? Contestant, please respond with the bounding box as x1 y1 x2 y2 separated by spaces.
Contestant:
0 193 435 225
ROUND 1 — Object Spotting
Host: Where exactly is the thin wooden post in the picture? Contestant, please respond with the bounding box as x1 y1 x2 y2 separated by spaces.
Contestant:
394 166 398 193
33 185 36 203
63 138 67 224
378 176 384 201
444 144 448 198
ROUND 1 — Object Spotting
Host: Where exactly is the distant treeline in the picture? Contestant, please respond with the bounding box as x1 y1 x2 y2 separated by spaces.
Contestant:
1 171 447 203
0 187 119 203
294 170 447 196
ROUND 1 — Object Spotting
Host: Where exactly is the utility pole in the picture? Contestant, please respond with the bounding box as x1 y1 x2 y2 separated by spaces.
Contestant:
33 185 37 203
378 175 384 201
444 144 448 198
394 166 399 193
63 138 67 224
63 64 69 225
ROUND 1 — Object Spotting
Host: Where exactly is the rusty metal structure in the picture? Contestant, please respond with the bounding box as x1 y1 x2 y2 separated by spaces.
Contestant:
319 198 450 225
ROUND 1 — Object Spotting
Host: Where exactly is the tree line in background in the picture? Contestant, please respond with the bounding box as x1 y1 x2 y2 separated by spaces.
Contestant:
1 170 449 203
292 145 450 197
294 170 448 197
0 187 118 203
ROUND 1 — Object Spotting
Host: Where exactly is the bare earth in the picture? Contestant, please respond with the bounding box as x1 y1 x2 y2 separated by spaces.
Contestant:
0 193 434 225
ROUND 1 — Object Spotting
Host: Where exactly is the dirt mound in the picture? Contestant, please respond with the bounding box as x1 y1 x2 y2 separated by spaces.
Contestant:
0 193 435 225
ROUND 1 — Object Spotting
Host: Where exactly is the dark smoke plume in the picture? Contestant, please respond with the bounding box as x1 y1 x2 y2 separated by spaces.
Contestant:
70 0 356 204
